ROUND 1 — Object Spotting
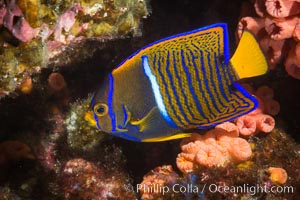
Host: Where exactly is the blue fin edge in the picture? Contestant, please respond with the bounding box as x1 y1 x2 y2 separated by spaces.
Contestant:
198 82 258 129
115 23 231 69
108 73 117 132
233 82 259 113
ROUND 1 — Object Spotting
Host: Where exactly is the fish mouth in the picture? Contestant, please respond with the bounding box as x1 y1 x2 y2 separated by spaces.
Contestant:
84 111 98 128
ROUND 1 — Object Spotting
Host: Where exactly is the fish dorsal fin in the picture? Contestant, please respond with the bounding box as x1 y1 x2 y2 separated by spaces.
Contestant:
139 23 230 65
230 31 268 79
198 83 258 128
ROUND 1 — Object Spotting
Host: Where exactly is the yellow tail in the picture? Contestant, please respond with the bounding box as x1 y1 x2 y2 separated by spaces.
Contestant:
230 31 268 79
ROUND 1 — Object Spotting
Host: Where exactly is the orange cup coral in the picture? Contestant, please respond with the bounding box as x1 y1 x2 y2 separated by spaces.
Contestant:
255 85 274 101
194 145 223 168
176 153 195 173
177 127 252 173
259 36 287 69
48 72 66 92
256 114 275 133
268 167 288 185
228 138 252 162
254 0 267 17
294 21 300 41
215 122 239 137
265 0 300 18
236 115 257 136
265 16 299 40
19 77 33 94
237 17 265 39
264 99 280 116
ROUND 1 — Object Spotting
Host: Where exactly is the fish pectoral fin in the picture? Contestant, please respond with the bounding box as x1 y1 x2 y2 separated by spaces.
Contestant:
130 107 160 132
142 133 192 142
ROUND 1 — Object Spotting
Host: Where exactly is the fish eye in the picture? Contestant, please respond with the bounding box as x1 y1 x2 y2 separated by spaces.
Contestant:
94 103 108 117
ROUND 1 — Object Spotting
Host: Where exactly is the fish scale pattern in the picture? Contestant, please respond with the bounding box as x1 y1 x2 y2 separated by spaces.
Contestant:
144 25 256 128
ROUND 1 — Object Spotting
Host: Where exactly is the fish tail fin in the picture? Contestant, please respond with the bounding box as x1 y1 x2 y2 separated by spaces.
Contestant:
230 30 268 79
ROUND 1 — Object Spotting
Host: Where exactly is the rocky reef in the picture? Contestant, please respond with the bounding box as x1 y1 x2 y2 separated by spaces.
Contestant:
0 0 300 199
140 129 300 199
0 0 149 98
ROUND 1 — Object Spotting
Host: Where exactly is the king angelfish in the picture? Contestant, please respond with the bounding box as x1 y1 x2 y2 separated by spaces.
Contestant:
90 23 268 142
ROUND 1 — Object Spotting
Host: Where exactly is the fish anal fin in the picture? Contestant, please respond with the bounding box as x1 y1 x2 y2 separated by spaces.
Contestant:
130 107 160 133
142 133 192 142
230 31 268 79
198 83 258 128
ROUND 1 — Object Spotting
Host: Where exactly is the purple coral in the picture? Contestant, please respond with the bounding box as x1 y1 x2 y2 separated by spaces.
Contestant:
54 4 84 43
0 1 6 25
2 0 38 42
0 1 84 43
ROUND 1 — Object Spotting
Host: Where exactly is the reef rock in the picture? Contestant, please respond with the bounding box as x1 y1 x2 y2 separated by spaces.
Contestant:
0 0 150 99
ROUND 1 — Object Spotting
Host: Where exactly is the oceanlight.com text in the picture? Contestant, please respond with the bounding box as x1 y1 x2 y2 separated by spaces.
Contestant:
208 184 294 195
124 183 294 196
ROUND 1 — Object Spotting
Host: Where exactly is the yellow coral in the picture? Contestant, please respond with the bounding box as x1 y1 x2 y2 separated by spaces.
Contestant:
237 161 254 170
